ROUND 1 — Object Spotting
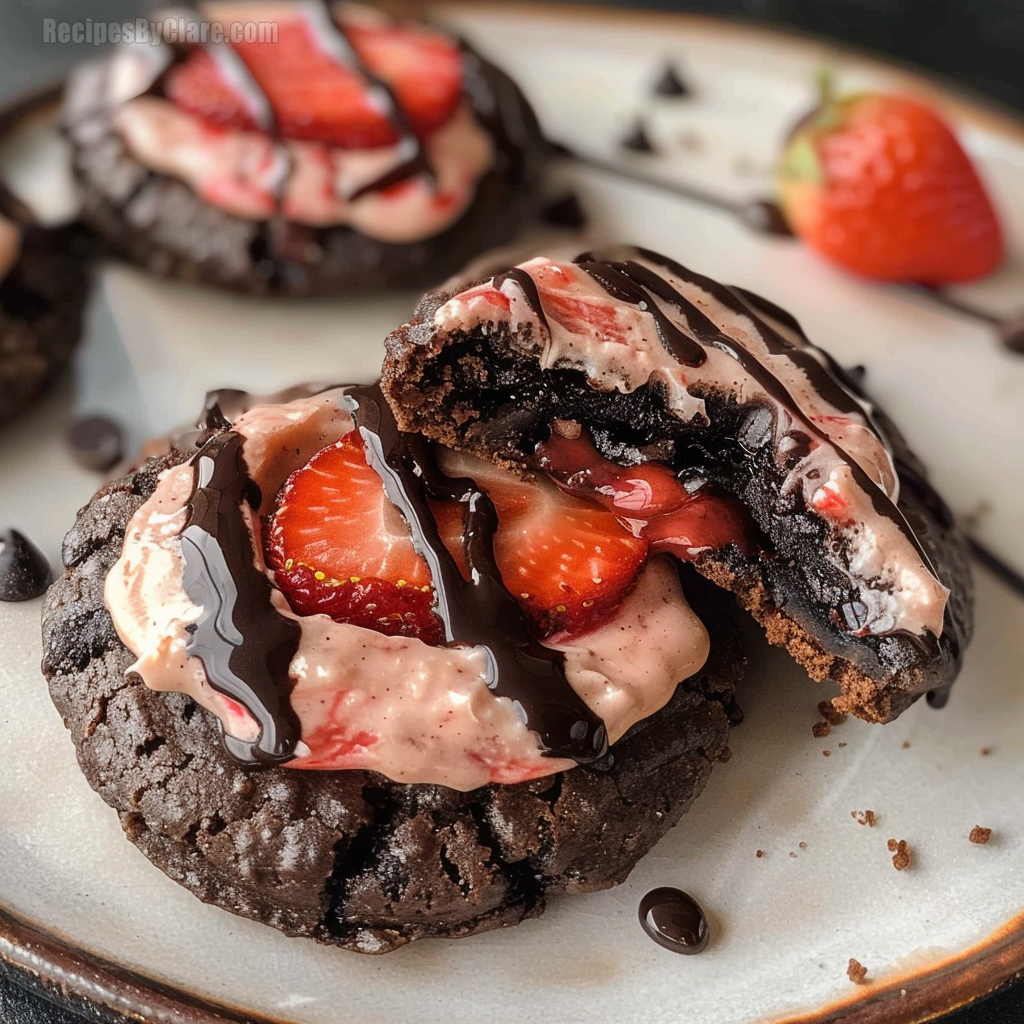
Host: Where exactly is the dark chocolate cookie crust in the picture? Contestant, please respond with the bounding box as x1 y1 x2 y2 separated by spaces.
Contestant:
0 223 91 426
62 47 546 298
381 288 974 724
41 447 742 954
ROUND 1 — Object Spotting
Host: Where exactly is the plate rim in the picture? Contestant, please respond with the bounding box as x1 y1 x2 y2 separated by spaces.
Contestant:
3 7 1024 1024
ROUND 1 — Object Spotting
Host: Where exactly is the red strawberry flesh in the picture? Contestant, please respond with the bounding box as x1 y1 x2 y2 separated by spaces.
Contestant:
164 15 463 150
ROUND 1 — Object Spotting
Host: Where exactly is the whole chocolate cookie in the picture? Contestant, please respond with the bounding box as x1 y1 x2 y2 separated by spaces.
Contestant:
41 446 743 953
63 3 546 298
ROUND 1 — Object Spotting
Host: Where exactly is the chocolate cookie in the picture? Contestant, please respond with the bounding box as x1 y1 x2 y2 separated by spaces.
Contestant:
0 87 92 425
62 3 546 297
41 445 743 952
0 219 92 425
382 246 974 723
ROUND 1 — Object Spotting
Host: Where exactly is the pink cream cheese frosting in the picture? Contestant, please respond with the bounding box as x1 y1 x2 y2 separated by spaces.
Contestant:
102 3 496 241
104 390 711 791
431 253 950 640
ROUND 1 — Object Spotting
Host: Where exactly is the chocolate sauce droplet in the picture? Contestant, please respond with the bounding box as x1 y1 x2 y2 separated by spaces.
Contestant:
652 62 690 98
926 683 952 709
541 193 588 229
0 529 52 601
65 415 124 472
737 199 793 237
998 316 1024 355
846 364 867 385
620 118 655 154
638 887 710 954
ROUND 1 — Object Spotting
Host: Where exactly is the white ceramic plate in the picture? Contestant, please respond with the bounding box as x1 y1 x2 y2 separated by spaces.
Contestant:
2 6 1024 1023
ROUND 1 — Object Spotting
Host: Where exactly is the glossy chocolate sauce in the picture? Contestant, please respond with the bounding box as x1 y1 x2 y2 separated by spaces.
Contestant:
638 887 710 954
341 384 608 763
179 431 302 765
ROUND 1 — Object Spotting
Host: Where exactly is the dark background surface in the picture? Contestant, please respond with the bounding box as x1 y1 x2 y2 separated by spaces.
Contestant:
1 0 1023 1021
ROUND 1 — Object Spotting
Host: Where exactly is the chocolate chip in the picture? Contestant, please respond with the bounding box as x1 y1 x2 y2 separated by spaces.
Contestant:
66 414 124 472
638 887 709 954
620 118 655 153
541 193 588 229
652 62 690 98
0 529 52 601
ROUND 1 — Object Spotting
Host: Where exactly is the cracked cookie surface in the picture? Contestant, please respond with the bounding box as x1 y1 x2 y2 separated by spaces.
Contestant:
41 447 743 952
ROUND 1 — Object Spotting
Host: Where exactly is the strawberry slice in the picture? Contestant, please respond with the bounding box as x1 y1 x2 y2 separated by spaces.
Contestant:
265 431 440 642
164 16 463 150
435 451 650 639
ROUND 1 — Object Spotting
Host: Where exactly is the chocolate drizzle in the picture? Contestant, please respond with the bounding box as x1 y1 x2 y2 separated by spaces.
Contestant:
179 431 302 765
341 384 607 763
638 887 710 954
493 267 550 333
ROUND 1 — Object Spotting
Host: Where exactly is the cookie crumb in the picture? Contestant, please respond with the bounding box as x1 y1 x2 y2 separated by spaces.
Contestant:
887 838 911 871
852 809 876 827
817 701 848 726
789 851 797 858
901 741 911 749
719 746 733 763
755 849 764 858
837 741 848 748
822 749 832 757
969 826 993 845
847 958 869 985
980 747 992 757
812 720 832 738
551 418 582 440
798 841 807 850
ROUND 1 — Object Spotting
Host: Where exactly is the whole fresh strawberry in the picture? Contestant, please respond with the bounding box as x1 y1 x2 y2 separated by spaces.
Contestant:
777 81 1004 284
